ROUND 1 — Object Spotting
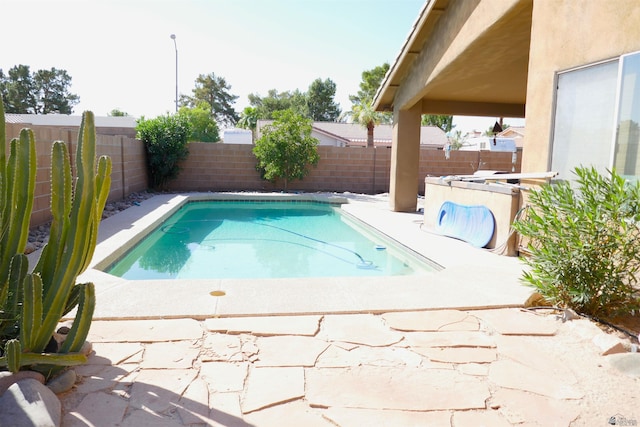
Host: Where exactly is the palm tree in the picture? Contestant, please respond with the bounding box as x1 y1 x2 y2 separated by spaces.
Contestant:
343 101 390 147
237 106 259 142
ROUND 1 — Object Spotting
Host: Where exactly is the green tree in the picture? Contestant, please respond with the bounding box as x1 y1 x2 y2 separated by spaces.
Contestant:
253 109 319 191
248 89 308 120
345 64 393 146
136 114 191 189
349 63 390 105
178 101 220 142
181 72 239 126
307 78 341 121
0 65 79 114
108 109 129 117
1 65 36 114
0 70 6 102
33 68 79 114
422 114 454 133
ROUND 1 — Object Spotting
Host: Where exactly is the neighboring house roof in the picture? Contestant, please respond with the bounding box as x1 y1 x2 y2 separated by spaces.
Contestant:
4 113 138 137
4 113 138 128
497 126 525 148
310 125 351 145
257 120 447 148
312 122 383 144
498 126 525 138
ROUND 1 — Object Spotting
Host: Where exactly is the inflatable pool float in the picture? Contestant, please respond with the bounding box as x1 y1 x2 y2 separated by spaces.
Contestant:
435 201 495 248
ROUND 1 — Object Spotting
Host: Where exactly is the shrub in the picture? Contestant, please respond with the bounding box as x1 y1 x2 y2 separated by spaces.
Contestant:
253 109 319 191
513 166 640 317
136 114 191 189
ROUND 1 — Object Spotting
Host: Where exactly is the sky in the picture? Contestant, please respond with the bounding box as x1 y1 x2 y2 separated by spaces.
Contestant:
2 0 522 134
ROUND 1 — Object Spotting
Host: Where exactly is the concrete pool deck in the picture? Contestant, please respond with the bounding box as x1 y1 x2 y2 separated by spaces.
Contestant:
74 192 532 320
50 193 640 426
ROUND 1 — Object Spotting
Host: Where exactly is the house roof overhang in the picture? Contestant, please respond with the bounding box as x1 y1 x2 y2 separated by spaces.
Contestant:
373 0 533 118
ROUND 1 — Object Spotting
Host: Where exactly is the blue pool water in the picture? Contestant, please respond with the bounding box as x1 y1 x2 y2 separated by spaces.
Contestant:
106 200 435 280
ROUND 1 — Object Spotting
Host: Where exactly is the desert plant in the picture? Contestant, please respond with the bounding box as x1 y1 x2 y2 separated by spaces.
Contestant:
136 113 191 189
0 94 112 379
513 166 640 317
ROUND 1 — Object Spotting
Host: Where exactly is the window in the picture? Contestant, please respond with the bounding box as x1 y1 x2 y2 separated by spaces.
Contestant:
613 53 640 179
551 51 640 181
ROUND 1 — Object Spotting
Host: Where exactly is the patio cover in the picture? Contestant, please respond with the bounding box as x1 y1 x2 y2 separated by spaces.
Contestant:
373 0 532 117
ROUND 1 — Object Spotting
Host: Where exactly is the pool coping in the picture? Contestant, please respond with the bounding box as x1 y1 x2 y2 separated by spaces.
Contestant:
68 192 532 320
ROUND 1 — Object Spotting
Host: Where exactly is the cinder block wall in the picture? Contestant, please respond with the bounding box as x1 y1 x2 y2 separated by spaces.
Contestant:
4 123 147 227
3 122 521 227
420 150 522 184
167 143 521 195
166 145 396 194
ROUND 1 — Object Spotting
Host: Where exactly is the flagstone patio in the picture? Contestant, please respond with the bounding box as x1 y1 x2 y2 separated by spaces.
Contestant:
59 308 639 426
41 193 640 426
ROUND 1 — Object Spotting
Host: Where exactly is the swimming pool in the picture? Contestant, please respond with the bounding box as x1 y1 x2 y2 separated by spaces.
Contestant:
105 199 436 280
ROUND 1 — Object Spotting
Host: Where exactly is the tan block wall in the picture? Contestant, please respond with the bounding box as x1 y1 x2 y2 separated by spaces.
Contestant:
3 122 521 227
524 0 640 173
168 142 522 196
420 149 523 192
165 144 395 194
4 123 147 227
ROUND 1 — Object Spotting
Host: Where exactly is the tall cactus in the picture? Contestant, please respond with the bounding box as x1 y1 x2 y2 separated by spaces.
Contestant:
0 94 112 378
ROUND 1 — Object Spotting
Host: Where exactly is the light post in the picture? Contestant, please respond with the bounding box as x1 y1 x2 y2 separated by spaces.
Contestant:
170 34 178 112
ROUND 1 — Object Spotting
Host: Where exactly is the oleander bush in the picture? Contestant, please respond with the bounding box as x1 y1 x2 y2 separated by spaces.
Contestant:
136 113 191 189
513 166 640 317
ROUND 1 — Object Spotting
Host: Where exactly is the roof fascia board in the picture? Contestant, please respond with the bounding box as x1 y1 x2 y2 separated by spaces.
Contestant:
422 99 525 117
373 0 444 111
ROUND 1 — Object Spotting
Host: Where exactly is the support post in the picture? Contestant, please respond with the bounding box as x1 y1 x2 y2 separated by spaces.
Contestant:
389 104 422 212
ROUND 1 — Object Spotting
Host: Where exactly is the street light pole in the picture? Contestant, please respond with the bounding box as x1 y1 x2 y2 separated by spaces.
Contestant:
170 34 178 113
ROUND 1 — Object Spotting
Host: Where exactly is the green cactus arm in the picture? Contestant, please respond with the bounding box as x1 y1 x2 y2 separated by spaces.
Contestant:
0 254 28 337
60 283 95 353
33 141 72 286
78 156 111 273
49 112 97 291
0 93 6 178
0 133 36 284
4 339 21 373
19 351 87 367
20 273 44 352
0 107 5 253
0 96 7 252
10 131 36 252
0 138 19 266
0 340 87 373
95 156 112 215
62 284 82 318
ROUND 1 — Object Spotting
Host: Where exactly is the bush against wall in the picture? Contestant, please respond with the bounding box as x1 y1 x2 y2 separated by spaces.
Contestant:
136 114 191 189
253 109 319 191
513 166 640 317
